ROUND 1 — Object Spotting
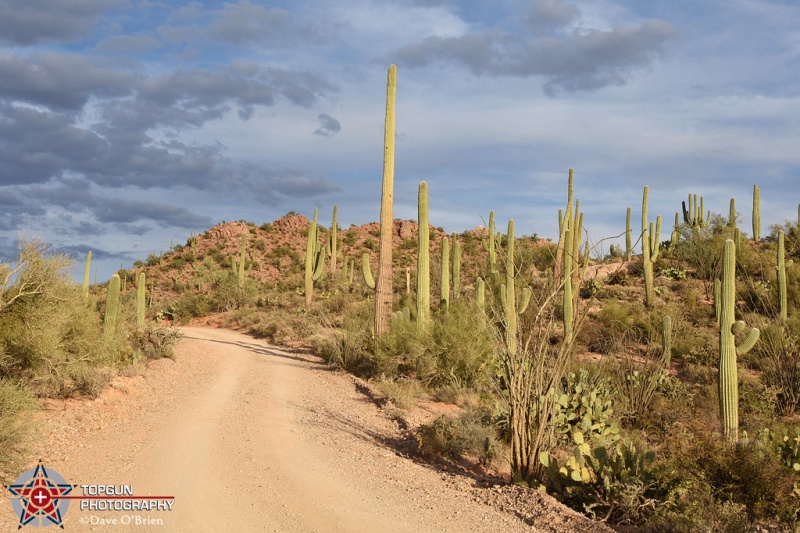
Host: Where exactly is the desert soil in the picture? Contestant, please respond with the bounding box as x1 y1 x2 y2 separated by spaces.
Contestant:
1 327 612 533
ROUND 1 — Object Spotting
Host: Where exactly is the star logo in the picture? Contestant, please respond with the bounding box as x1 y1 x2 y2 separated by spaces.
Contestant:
6 461 73 529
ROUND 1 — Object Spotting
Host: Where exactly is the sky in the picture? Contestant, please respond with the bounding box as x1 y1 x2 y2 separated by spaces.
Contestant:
1 0 799 282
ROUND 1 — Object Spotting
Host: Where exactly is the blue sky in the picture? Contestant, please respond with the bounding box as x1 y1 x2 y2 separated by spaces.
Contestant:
0 0 798 281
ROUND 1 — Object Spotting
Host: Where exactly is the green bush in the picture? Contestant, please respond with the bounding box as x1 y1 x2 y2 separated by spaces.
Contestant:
0 240 127 396
0 378 37 471
417 409 502 466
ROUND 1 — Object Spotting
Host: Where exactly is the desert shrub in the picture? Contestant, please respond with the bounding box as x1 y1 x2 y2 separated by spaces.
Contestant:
374 376 427 410
166 292 213 322
376 300 495 389
582 300 648 354
654 424 800 530
0 378 37 471
750 317 800 416
0 240 127 396
68 364 115 398
427 301 496 389
417 409 502 466
128 324 183 362
314 301 376 376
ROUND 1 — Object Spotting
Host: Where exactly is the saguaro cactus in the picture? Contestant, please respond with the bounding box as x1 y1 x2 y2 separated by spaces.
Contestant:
304 209 325 309
501 220 531 355
441 236 450 309
417 182 430 326
641 186 661 307
374 64 397 339
82 251 92 300
682 194 710 229
670 212 680 247
451 233 461 301
233 233 249 292
104 273 121 335
483 210 497 273
752 184 761 242
136 272 146 327
625 207 632 261
476 277 485 310
328 205 338 275
563 216 574 337
719 239 760 443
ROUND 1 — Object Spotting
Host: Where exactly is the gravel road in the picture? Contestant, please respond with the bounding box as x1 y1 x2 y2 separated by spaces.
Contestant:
1 327 612 533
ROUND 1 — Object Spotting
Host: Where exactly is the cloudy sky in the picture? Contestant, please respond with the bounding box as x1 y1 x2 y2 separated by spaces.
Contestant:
1 0 798 281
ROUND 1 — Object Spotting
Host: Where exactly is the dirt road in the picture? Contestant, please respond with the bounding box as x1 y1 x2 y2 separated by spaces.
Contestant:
1 327 611 532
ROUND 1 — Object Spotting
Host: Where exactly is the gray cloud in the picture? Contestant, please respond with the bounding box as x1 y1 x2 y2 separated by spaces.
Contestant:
158 0 328 48
0 52 133 110
527 0 580 31
314 113 342 136
29 178 212 229
0 0 122 46
391 19 675 95
95 34 163 54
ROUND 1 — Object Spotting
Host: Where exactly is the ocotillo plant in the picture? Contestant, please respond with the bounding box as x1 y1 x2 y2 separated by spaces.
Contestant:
82 251 92 300
753 184 761 242
374 64 396 339
719 239 760 443
662 315 672 366
304 209 325 309
137 272 146 327
417 182 430 326
104 273 121 336
441 236 450 309
451 233 461 301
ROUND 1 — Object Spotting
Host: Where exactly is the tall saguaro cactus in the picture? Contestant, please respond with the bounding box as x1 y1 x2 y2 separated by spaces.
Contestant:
136 272 146 327
501 220 531 355
719 239 760 443
328 204 338 275
373 64 396 339
451 233 461 301
104 273 121 335
483 210 497 273
625 207 632 261
417 182 430 326
753 184 761 242
82 251 92 300
641 186 661 307
441 236 450 309
304 208 325 310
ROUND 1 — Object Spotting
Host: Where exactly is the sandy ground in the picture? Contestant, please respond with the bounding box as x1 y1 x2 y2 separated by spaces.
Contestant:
1 327 612 533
